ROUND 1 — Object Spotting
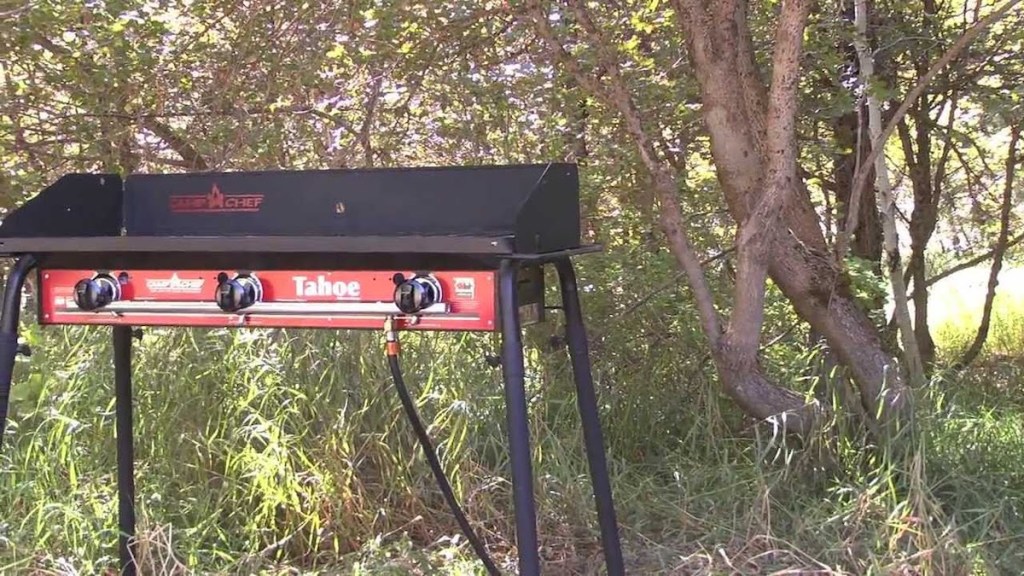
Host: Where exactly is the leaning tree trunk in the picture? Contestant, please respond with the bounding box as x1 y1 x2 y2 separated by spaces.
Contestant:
811 0 885 420
527 0 824 434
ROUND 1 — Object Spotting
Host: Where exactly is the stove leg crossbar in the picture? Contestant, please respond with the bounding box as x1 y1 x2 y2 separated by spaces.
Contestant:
0 255 623 576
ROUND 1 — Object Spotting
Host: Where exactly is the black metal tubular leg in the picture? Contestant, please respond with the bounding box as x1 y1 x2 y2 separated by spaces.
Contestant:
555 258 625 575
0 255 36 452
113 325 137 576
498 259 541 576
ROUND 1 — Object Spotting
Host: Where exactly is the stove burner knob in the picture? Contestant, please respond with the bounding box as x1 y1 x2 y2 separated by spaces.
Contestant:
394 274 442 314
73 273 121 311
215 273 263 313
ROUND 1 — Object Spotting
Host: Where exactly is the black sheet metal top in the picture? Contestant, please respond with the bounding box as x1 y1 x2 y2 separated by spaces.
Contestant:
0 163 582 258
0 173 124 238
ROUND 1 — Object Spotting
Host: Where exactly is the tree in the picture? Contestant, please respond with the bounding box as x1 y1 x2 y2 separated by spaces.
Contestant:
523 0 909 435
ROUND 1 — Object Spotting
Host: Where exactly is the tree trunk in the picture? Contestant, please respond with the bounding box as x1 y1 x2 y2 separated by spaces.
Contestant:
905 154 938 369
674 0 910 423
855 0 929 389
958 124 1021 368
809 1 885 420
898 106 940 372
834 107 883 273
897 0 957 371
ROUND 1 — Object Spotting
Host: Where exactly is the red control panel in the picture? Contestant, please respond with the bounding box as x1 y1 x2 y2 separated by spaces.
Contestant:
37 269 508 331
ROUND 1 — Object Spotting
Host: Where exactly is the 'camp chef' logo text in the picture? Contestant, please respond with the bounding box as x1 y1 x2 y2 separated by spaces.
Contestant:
145 273 205 294
169 184 264 213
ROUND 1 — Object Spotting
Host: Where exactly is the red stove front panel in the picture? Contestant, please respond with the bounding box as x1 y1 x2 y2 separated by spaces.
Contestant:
37 269 498 331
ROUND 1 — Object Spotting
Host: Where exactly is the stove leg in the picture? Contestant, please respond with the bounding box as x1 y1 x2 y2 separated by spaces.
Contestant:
0 255 36 452
498 259 541 576
555 258 625 576
113 325 136 576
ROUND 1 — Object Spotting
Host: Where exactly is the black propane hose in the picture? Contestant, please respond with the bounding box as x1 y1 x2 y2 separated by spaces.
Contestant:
384 318 502 576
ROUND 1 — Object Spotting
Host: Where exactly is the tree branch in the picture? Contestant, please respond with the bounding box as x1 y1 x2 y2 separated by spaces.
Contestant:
0 2 30 18
933 91 960 194
615 247 736 320
359 74 384 168
905 236 1024 301
838 0 1023 261
525 0 724 344
141 118 210 171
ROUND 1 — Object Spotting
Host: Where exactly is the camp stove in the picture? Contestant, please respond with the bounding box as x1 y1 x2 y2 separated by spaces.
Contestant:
0 164 624 576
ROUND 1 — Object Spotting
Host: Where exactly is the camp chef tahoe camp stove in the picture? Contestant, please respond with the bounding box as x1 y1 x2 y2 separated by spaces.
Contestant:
0 164 625 576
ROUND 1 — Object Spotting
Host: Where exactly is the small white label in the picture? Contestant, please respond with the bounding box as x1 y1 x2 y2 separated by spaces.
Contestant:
519 303 541 325
453 277 475 299
293 275 361 299
146 273 205 294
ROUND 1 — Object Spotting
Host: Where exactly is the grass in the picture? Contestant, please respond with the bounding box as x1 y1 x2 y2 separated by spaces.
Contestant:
0 263 1023 574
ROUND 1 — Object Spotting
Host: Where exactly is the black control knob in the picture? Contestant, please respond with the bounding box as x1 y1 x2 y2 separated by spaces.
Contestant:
73 274 121 311
394 274 442 314
215 273 263 313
